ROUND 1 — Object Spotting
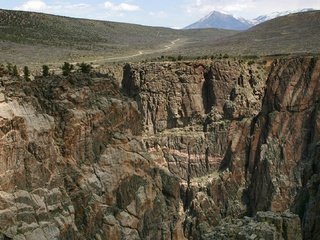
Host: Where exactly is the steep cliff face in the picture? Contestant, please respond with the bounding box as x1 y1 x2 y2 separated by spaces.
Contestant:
122 59 268 238
122 57 319 239
0 75 183 240
0 57 318 240
122 60 265 134
247 57 320 239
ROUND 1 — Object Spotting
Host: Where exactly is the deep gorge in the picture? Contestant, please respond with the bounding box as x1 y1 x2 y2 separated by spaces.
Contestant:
0 57 319 240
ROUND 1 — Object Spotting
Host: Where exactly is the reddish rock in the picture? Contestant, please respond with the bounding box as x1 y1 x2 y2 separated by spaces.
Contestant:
0 57 318 240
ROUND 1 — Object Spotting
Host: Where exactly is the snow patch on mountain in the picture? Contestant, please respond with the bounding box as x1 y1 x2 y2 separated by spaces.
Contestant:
185 8 316 30
251 8 315 25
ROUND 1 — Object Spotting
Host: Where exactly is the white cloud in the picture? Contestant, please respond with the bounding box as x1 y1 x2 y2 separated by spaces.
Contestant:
149 11 167 18
222 2 254 13
185 0 214 15
65 4 90 10
16 0 47 11
183 0 320 19
184 0 255 16
104 1 140 12
14 1 93 18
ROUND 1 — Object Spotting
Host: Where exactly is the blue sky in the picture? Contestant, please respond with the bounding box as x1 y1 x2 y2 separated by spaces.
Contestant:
1 0 319 28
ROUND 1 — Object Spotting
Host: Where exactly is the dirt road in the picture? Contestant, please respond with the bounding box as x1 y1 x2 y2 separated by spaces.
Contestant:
91 38 181 63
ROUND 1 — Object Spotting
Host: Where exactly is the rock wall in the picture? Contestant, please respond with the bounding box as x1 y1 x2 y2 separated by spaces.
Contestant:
121 57 319 239
204 211 302 240
247 57 320 239
0 57 318 240
0 75 183 240
122 59 268 238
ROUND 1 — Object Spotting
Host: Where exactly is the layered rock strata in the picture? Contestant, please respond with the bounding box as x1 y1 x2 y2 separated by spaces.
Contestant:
0 57 318 240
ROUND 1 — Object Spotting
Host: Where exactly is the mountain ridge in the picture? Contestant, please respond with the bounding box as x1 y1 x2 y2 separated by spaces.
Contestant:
185 11 252 30
250 8 315 24
203 10 320 55
185 8 316 30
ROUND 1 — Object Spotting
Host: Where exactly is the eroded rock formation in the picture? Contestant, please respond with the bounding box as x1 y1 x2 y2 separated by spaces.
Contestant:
0 57 318 240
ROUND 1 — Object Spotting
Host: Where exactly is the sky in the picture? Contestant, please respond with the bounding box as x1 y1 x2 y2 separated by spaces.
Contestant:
0 0 319 28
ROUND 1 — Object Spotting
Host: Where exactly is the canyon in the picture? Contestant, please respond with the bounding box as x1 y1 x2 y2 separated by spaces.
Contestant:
0 56 319 240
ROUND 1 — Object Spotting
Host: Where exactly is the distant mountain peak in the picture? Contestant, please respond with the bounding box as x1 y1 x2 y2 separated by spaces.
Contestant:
185 8 316 31
184 10 252 31
251 8 315 25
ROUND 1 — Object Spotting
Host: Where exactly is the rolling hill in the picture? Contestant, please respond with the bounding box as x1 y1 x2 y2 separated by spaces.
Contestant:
209 10 320 55
0 9 236 65
0 9 319 66
176 10 320 56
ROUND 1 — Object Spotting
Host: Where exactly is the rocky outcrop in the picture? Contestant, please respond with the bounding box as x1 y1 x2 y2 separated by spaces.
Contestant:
204 211 302 240
0 57 319 239
246 57 320 239
0 75 183 239
122 60 266 134
121 57 319 239
122 59 268 238
122 59 266 182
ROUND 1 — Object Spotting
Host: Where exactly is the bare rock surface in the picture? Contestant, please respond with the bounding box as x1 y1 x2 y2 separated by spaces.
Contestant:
203 211 302 240
0 57 319 239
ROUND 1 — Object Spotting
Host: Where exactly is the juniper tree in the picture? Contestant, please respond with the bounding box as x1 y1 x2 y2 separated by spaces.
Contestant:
42 65 49 77
6 63 13 75
23 66 30 81
79 62 92 74
12 65 19 77
62 62 73 76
